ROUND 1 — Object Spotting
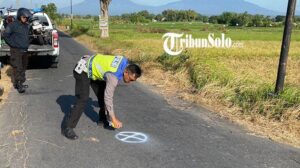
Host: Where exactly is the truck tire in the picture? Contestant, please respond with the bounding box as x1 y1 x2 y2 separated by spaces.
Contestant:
50 55 59 68
50 62 58 68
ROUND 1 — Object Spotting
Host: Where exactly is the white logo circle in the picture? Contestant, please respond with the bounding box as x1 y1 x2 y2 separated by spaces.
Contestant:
115 132 148 144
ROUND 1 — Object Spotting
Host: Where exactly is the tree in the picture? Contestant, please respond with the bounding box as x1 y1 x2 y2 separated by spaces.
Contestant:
209 15 219 24
185 10 198 21
155 14 163 22
228 12 250 26
41 3 58 21
100 0 111 38
263 16 273 27
197 14 208 23
137 10 154 20
275 15 285 22
218 12 235 25
83 15 92 19
130 13 149 23
238 12 251 26
162 10 177 21
250 14 264 27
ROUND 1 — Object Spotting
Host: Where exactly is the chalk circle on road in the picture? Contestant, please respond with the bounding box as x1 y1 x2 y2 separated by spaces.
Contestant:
115 132 148 144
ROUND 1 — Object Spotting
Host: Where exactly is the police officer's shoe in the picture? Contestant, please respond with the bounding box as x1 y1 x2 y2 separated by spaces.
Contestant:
103 124 116 131
103 121 116 131
98 114 115 130
62 127 78 140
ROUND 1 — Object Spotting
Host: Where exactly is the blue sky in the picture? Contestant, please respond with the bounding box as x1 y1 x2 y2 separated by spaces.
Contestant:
0 0 298 12
245 0 293 12
130 0 180 6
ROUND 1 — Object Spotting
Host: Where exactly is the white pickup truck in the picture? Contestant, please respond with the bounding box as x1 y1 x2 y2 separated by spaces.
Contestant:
0 9 59 68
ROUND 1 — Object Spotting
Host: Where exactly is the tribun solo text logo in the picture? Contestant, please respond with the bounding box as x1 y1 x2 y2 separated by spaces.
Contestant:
162 33 243 56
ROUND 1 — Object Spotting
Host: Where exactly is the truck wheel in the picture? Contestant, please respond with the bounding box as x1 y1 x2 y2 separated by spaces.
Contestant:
50 56 59 68
50 62 58 68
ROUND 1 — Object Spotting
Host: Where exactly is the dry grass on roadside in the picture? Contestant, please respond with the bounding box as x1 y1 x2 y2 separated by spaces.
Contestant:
139 61 300 148
0 66 12 104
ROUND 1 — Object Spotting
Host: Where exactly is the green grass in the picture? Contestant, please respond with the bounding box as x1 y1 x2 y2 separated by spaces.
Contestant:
59 19 300 121
60 18 300 41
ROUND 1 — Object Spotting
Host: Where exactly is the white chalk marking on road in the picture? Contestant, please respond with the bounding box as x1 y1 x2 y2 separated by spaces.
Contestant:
115 132 148 144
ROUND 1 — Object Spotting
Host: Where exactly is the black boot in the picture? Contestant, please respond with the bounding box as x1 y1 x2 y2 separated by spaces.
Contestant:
98 114 115 130
16 81 26 93
103 120 116 131
97 114 107 126
61 127 78 140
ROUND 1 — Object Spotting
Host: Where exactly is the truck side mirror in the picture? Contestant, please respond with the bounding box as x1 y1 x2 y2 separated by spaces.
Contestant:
52 23 56 29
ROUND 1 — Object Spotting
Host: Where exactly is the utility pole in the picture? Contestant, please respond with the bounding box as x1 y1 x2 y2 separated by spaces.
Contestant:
275 0 297 94
70 0 73 30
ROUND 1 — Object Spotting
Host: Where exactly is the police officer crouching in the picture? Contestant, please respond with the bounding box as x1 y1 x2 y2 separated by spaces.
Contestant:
62 54 142 140
2 8 32 93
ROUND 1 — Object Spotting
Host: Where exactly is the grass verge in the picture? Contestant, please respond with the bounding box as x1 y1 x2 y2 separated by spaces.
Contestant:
0 66 12 104
58 21 300 147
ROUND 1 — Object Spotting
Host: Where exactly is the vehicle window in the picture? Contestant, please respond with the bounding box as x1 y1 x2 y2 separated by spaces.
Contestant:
35 16 49 26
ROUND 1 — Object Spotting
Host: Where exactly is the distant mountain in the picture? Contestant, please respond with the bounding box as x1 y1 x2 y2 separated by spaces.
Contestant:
59 0 151 16
153 0 281 16
59 0 283 16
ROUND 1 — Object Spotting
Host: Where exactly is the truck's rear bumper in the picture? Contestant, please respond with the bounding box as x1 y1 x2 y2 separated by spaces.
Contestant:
0 44 56 56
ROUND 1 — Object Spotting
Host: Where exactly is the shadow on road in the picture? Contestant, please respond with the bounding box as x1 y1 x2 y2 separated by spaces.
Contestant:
56 95 99 129
0 56 54 69
27 57 53 69
58 32 72 38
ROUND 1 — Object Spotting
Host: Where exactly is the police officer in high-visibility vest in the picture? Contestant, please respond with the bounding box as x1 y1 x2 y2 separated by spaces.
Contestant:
62 54 142 140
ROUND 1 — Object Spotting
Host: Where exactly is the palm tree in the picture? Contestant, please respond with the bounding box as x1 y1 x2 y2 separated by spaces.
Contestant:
100 0 111 38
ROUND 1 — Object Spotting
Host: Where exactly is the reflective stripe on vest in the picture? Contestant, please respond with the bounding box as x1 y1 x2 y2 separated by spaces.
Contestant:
88 55 96 79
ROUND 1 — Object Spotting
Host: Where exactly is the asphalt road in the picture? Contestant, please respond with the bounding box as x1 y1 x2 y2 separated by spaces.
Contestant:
0 32 299 168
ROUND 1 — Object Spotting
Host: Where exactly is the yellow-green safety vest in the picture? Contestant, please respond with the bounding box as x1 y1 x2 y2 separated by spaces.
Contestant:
86 54 128 81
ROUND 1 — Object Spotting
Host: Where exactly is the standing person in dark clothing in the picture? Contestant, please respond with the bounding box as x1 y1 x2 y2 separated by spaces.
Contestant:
2 8 32 93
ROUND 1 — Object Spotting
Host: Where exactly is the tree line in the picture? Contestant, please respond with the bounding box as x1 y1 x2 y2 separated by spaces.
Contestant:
110 10 300 27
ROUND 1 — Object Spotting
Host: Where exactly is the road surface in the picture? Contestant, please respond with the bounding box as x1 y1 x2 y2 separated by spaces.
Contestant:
0 32 299 168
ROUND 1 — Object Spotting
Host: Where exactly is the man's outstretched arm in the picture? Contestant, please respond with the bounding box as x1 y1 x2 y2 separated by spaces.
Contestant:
104 73 122 128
